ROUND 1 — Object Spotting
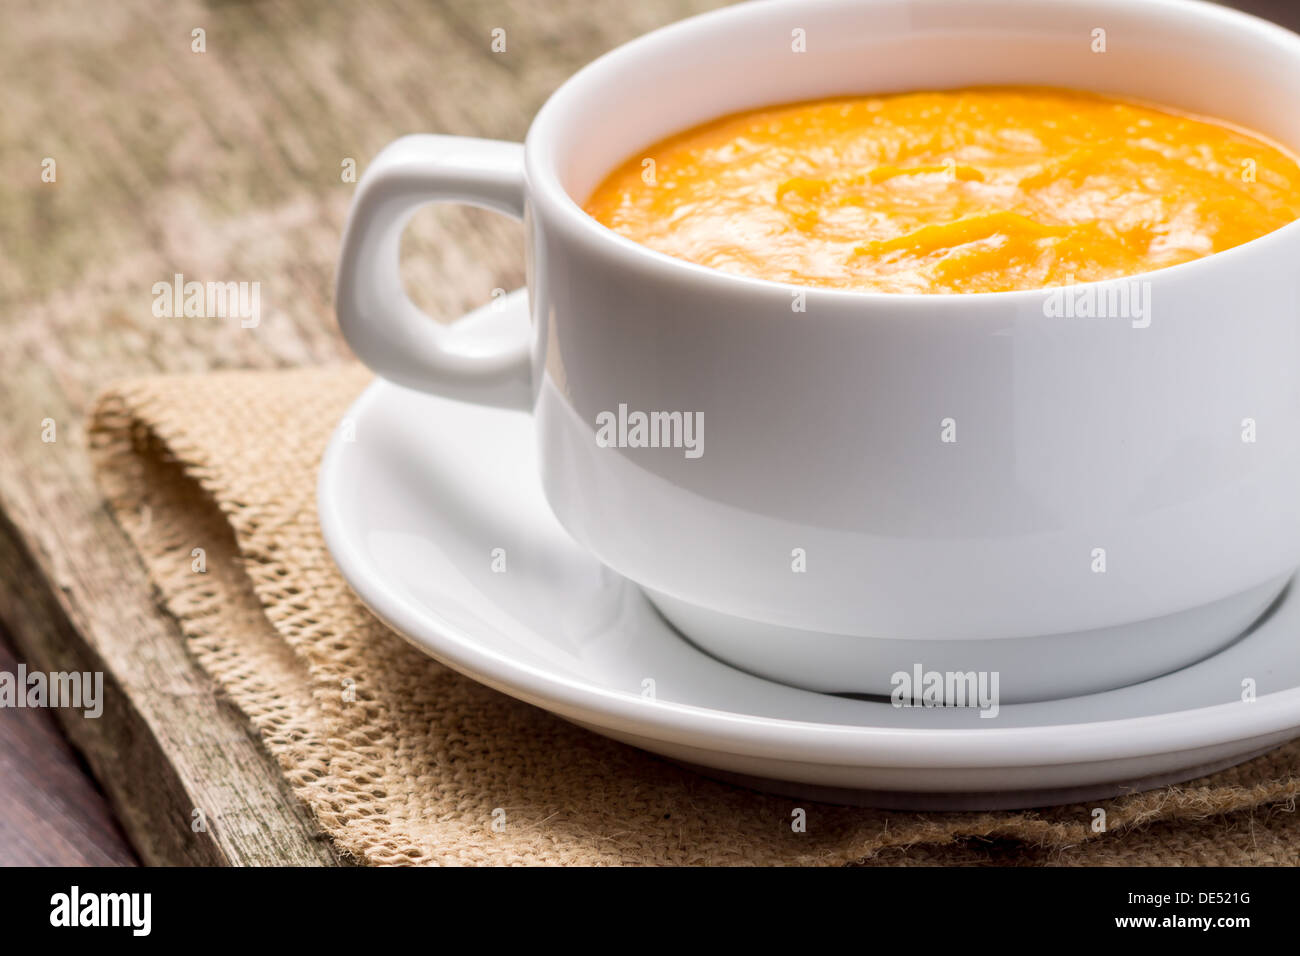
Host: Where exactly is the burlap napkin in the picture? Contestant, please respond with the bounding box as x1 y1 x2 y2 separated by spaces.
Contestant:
88 366 1300 865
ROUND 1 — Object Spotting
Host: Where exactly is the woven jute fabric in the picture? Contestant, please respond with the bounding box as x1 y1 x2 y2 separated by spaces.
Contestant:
87 366 1300 865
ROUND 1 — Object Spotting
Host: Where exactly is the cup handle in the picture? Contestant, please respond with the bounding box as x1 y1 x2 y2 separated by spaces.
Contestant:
336 134 532 410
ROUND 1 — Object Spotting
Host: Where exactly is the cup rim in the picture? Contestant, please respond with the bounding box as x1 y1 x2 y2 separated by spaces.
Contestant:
524 0 1300 306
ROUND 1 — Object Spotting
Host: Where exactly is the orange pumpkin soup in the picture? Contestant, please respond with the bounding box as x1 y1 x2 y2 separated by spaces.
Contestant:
584 87 1300 293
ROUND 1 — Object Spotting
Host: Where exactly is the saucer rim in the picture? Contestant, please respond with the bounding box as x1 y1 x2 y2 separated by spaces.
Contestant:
318 307 1300 772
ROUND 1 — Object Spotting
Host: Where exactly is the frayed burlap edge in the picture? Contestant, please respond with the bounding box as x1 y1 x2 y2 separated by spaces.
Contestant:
86 366 1300 865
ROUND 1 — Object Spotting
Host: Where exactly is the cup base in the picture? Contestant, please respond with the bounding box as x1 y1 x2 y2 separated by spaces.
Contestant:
643 573 1294 704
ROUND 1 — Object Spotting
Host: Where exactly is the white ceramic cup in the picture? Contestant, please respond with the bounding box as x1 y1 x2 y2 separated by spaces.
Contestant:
337 0 1300 703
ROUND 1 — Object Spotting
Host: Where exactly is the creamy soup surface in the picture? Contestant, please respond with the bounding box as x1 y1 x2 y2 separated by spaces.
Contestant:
584 87 1300 293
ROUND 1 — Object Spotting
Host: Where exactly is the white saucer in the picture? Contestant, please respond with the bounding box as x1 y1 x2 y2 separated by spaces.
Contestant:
318 291 1300 810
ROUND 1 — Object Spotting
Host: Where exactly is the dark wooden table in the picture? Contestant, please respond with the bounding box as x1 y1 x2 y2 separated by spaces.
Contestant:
2 0 1297 866
0 624 136 865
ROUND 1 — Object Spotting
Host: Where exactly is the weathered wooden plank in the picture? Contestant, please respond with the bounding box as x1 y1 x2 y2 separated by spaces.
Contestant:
3 0 1300 866
0 463 343 867
0 0 724 865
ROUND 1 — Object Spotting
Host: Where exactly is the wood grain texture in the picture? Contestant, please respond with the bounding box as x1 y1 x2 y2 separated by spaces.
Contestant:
0 0 1295 866
0 625 137 866
0 0 726 866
